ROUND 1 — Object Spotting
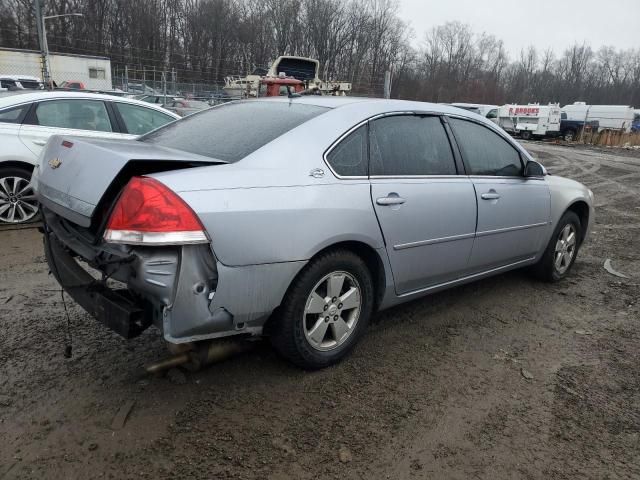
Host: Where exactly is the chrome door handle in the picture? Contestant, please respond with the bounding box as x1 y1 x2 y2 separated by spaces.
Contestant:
32 140 47 146
376 196 406 206
481 192 501 200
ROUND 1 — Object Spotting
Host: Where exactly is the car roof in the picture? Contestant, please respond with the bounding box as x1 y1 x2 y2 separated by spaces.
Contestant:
257 95 380 109
256 96 489 118
0 90 181 118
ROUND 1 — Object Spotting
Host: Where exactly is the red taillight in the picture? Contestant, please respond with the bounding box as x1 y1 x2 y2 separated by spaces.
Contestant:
104 176 207 245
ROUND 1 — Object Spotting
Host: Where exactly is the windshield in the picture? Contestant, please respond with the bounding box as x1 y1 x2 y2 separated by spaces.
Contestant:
141 101 329 162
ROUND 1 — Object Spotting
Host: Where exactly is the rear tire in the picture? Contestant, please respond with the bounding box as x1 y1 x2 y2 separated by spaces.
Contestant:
0 166 39 225
520 131 532 141
270 249 374 369
532 211 582 282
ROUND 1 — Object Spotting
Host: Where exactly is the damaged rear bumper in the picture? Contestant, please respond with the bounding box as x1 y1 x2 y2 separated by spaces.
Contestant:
42 209 305 343
44 232 152 339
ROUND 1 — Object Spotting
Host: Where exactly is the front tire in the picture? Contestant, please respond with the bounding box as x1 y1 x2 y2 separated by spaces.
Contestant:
532 211 582 282
520 131 532 141
0 167 39 224
271 249 374 369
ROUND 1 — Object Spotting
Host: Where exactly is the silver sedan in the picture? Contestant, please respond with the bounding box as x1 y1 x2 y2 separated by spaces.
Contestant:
34 97 594 369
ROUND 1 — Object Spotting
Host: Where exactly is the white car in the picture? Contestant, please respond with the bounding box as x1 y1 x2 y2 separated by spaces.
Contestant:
0 91 180 224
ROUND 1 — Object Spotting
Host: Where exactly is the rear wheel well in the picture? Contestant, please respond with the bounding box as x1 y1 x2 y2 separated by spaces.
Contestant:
309 241 386 310
263 241 386 337
0 161 35 175
567 201 589 244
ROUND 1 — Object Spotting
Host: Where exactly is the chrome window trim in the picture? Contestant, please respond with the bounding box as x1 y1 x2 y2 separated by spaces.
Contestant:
370 175 465 180
467 175 545 181
323 110 537 180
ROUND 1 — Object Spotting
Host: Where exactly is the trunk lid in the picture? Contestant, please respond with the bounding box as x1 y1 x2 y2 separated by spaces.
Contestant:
33 135 225 228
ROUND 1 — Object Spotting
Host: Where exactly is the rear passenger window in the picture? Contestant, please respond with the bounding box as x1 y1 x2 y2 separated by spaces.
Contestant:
326 125 367 176
369 115 456 176
449 118 523 176
0 104 29 124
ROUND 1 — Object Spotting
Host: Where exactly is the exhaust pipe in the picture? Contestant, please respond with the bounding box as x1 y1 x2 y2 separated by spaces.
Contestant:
144 338 255 374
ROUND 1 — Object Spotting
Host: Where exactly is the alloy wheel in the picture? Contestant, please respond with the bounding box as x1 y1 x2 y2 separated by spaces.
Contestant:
0 176 38 224
303 271 362 352
554 224 577 274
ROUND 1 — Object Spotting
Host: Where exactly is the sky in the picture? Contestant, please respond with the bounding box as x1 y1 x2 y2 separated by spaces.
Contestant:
397 0 639 58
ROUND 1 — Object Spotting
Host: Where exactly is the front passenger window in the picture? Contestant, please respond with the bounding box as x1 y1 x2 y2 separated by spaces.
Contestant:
448 118 522 176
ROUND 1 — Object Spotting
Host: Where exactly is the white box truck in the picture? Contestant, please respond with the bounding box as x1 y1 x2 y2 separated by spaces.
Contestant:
561 102 635 133
498 103 561 140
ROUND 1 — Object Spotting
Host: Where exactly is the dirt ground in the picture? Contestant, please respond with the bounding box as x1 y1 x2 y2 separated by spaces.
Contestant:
1 142 639 480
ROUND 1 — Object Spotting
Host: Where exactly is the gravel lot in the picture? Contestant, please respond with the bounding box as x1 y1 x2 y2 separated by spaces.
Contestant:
0 142 638 480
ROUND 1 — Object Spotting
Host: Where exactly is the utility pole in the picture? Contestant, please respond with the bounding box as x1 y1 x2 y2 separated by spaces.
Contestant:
33 0 51 89
34 0 83 90
383 70 391 99
162 71 167 105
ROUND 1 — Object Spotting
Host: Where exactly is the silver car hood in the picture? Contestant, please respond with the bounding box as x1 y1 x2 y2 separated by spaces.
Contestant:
33 135 225 227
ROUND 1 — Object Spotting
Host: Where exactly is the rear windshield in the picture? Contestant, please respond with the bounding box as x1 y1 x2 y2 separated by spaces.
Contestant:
141 101 328 162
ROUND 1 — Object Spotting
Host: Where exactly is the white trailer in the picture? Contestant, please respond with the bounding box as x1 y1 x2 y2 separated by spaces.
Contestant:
561 102 635 133
498 103 561 140
0 47 112 91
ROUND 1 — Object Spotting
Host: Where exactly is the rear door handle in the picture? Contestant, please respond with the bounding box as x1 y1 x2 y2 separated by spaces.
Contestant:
376 195 406 206
481 192 501 200
32 140 47 146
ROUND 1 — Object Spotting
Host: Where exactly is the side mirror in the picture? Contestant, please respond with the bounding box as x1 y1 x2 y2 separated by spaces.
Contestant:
524 160 545 177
